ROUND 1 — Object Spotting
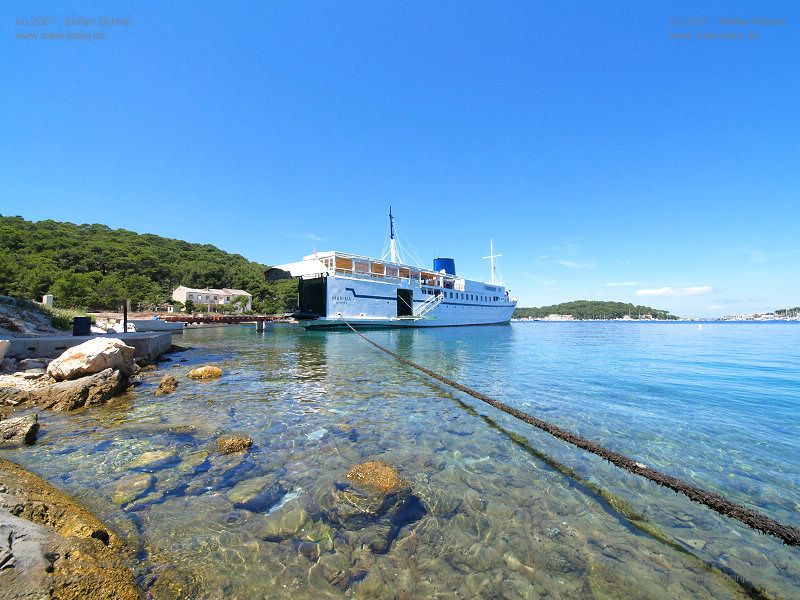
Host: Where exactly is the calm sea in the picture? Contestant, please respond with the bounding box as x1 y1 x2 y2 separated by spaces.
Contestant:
7 322 800 598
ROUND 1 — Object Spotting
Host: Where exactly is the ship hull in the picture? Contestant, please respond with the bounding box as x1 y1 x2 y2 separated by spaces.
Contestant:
299 273 516 329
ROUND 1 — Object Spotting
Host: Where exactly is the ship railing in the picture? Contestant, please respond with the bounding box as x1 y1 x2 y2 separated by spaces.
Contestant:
414 292 445 317
333 269 424 287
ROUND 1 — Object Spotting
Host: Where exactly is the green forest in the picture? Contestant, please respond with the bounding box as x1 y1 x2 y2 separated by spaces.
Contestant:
0 215 298 313
513 300 678 320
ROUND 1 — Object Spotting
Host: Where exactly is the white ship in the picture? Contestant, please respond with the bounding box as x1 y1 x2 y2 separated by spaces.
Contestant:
267 210 517 329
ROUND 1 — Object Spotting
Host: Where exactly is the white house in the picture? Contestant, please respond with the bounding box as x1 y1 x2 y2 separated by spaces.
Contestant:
172 286 252 311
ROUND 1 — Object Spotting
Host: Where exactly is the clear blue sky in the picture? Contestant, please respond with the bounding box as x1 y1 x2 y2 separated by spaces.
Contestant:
2 2 798 317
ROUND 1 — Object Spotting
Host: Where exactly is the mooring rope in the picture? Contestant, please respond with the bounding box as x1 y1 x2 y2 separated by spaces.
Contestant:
341 320 800 547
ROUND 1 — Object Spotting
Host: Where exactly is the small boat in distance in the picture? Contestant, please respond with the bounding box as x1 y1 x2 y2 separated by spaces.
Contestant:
267 209 518 329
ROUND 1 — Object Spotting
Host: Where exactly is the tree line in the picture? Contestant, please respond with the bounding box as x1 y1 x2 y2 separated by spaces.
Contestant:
0 215 298 313
513 300 678 320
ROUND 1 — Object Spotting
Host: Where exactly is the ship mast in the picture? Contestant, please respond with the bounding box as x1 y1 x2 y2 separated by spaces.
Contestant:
483 239 502 285
389 206 398 263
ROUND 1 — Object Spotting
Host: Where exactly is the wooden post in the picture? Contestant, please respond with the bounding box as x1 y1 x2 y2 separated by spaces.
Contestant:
123 300 128 333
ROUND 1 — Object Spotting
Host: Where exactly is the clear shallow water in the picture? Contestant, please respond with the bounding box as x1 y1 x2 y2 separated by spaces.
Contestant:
5 322 800 598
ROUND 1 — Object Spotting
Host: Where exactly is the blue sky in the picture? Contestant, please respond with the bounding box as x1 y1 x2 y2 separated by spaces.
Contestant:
2 1 798 317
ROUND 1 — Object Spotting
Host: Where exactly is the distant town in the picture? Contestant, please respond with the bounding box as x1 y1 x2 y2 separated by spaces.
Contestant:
512 303 800 322
718 309 800 322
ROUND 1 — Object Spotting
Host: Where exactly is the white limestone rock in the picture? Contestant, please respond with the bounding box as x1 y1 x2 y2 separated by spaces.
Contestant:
46 338 136 381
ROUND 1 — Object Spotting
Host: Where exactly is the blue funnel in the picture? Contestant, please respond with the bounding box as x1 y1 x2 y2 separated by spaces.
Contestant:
433 257 456 276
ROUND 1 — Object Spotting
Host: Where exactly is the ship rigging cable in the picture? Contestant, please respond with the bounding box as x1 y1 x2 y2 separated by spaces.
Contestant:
340 319 800 547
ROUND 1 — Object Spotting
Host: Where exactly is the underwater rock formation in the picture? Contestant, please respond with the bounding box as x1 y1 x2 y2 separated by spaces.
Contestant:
153 374 179 396
346 461 410 495
318 461 424 550
187 365 222 380
227 474 284 512
216 435 252 454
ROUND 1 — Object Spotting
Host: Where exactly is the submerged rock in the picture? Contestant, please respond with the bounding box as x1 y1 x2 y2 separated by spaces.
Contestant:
47 337 136 381
303 521 335 551
187 365 222 380
0 414 39 447
154 374 179 396
216 435 252 454
320 461 417 532
124 490 165 512
125 449 177 471
314 551 352 589
258 500 309 541
413 481 462 517
113 472 154 505
356 522 395 554
226 474 284 512
177 450 209 473
346 461 410 495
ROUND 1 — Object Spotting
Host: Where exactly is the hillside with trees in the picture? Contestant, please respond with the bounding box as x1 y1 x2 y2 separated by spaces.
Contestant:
0 215 297 313
513 300 678 320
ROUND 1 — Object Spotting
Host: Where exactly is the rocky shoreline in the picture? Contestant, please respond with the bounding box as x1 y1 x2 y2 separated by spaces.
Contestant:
0 337 148 598
0 338 138 421
0 456 142 599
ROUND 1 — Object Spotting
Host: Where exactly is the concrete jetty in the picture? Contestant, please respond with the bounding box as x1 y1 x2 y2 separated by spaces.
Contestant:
6 332 173 363
128 319 185 334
